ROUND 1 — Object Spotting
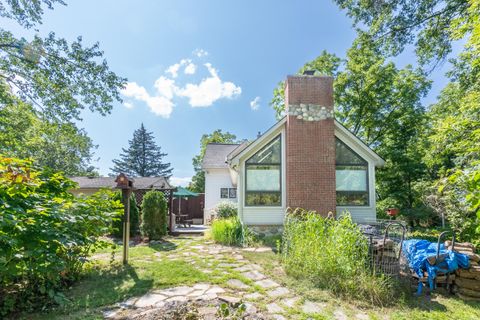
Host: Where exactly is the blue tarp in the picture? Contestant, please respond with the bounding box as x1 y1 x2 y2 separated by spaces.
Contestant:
402 239 470 294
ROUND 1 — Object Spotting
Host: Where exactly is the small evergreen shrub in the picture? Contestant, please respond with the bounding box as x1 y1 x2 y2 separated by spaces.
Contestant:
214 200 238 218
210 217 253 246
282 209 397 305
141 190 168 239
112 191 140 237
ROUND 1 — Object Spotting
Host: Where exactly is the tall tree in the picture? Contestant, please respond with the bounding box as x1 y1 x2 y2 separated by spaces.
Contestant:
111 124 172 177
189 130 237 193
0 100 97 175
271 36 431 223
0 0 125 123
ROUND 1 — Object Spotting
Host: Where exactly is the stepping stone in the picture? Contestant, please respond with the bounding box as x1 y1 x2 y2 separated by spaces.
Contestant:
119 296 138 308
166 295 188 302
242 247 257 252
302 300 325 314
281 296 299 308
334 309 348 320
193 283 210 290
187 289 206 297
356 313 369 320
218 263 238 268
244 302 257 314
159 286 193 296
227 279 250 289
271 315 287 320
205 286 225 294
219 295 242 304
255 247 273 253
244 292 262 300
134 293 167 308
242 270 266 281
255 279 280 289
198 306 217 316
267 287 290 298
266 303 284 314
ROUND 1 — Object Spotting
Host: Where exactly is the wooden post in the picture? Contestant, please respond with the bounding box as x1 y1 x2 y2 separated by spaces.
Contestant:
168 189 174 235
115 173 134 265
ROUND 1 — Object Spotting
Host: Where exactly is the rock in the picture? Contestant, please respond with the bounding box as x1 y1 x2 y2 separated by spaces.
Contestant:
281 297 299 308
267 287 290 298
198 306 217 316
244 292 262 300
227 279 250 289
205 286 226 294
356 313 369 320
456 293 480 302
219 295 241 304
455 277 480 290
255 279 280 289
446 241 476 251
302 300 324 314
255 247 273 253
271 315 287 320
160 286 193 296
266 302 284 314
456 268 480 280
134 293 167 308
334 309 348 320
166 295 188 302
242 270 266 281
193 283 210 290
458 287 480 298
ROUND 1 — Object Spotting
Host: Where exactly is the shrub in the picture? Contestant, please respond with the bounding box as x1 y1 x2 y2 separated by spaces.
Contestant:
0 157 121 316
214 200 238 218
210 217 253 246
281 209 396 305
112 191 140 237
141 190 168 239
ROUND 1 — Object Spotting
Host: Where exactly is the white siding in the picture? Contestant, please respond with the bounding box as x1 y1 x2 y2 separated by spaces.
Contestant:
204 168 237 220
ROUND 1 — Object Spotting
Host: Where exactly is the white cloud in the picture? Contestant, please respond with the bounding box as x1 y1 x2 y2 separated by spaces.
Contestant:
123 101 135 109
176 63 241 107
193 48 208 57
184 62 196 75
250 96 260 111
170 176 192 187
121 53 241 117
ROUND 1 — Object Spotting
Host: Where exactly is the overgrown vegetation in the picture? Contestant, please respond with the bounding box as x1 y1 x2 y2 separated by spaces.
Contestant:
281 210 398 305
141 190 168 239
210 217 253 247
111 191 140 237
214 200 238 219
0 156 122 316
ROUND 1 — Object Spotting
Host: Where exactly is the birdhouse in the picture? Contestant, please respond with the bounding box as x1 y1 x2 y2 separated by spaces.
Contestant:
115 173 133 189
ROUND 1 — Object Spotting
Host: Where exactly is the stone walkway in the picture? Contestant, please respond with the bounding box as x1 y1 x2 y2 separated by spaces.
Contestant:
102 237 349 319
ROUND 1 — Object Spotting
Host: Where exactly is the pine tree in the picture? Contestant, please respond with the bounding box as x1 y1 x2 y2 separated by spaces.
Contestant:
111 124 173 177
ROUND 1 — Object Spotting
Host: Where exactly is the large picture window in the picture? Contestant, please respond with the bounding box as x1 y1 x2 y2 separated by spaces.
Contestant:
336 138 369 206
245 135 281 206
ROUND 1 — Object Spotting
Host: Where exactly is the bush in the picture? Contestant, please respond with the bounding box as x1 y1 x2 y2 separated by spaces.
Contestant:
0 157 121 316
112 191 140 237
210 217 253 246
214 200 238 218
281 209 397 305
141 190 168 239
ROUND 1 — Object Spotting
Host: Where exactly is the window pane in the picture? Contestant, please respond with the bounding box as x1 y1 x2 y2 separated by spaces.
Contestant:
337 191 369 206
220 188 228 198
246 192 281 206
336 138 367 165
229 188 237 198
246 165 280 191
246 135 281 164
336 166 367 191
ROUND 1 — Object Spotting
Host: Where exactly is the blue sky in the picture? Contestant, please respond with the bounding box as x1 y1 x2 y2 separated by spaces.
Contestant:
7 1 454 186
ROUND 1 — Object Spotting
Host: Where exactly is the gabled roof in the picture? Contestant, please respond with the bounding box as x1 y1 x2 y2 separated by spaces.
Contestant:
202 143 241 169
226 117 385 167
70 176 173 190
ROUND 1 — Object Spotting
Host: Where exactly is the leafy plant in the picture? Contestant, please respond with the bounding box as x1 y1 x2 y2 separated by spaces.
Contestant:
141 190 168 240
111 191 140 237
281 209 397 305
209 217 253 247
214 200 238 219
0 156 121 316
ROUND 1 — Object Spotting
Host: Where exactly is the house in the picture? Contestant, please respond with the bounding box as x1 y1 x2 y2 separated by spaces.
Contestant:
70 176 174 207
202 75 384 229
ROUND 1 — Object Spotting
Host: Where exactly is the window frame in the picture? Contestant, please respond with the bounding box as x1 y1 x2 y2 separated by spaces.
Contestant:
335 138 370 207
228 188 237 199
220 187 229 199
244 135 282 207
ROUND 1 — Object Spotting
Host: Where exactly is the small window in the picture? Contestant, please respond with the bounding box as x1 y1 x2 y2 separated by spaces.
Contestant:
228 188 237 199
220 188 229 199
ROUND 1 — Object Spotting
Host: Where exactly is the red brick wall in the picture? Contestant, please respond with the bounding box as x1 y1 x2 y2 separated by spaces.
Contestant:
285 76 336 216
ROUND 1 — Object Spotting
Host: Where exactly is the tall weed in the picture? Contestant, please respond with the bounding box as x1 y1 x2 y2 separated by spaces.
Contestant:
210 217 253 247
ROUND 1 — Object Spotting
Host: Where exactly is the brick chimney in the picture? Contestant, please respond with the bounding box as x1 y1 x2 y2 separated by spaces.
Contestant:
285 75 336 215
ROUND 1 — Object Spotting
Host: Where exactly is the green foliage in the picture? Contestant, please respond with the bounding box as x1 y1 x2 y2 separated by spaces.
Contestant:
0 156 122 315
0 101 97 175
281 210 396 305
210 217 253 247
111 123 172 177
189 129 237 193
111 191 140 237
214 200 238 219
141 190 168 240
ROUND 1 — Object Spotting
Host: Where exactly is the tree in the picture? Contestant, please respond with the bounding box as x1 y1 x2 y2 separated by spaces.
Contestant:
0 0 125 123
189 130 237 193
271 36 431 223
0 100 97 175
111 123 173 177
141 190 168 239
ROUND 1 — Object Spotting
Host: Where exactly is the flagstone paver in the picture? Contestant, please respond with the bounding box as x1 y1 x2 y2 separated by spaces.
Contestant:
255 278 280 289
267 286 290 298
302 300 325 314
242 270 267 281
227 278 250 289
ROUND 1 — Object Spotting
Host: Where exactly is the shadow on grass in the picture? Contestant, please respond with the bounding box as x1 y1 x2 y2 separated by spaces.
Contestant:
147 239 178 252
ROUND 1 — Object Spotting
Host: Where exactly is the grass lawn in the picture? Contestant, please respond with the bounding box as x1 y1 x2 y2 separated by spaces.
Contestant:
21 235 480 320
